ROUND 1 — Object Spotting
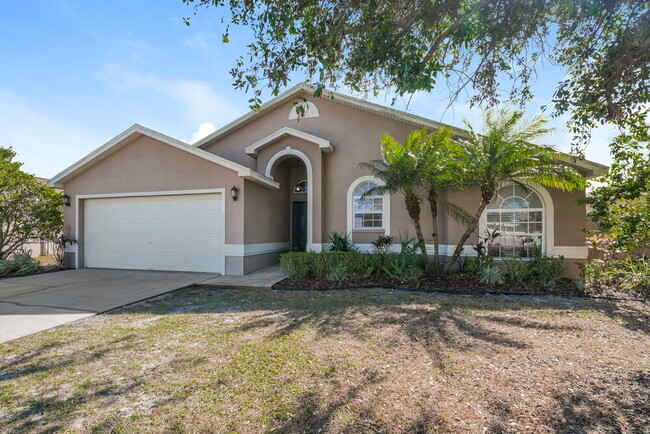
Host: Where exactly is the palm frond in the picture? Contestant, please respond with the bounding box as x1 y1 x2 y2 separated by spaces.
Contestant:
442 201 473 226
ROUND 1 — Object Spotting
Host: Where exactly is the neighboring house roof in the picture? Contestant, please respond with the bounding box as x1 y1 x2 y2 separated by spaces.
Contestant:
193 82 608 178
47 124 279 189
35 177 63 193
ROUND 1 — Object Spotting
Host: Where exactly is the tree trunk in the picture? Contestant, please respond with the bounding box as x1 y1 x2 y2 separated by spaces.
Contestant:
447 190 494 268
427 190 439 262
405 198 429 260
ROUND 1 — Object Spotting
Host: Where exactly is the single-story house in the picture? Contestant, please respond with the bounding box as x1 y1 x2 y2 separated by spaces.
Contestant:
48 83 607 276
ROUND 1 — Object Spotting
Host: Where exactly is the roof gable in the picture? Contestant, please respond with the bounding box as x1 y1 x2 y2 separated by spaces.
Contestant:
48 124 278 189
245 126 333 157
193 83 608 178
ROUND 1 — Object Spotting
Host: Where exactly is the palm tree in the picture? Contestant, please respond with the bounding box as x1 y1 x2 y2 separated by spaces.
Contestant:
360 130 430 259
447 108 586 267
419 127 472 262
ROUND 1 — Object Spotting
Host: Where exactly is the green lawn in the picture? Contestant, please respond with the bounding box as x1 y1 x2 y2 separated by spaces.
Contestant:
1 287 648 433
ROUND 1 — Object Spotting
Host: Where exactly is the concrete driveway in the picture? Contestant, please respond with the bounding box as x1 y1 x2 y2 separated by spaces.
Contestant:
0 269 216 344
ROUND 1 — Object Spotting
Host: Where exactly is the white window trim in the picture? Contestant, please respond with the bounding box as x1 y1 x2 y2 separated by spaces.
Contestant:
347 176 391 235
478 183 555 257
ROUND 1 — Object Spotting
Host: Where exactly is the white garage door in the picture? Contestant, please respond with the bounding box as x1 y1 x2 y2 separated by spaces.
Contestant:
84 194 224 273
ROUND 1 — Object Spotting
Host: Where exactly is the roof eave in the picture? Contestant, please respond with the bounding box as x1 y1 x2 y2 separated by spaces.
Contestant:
49 124 279 190
192 81 608 178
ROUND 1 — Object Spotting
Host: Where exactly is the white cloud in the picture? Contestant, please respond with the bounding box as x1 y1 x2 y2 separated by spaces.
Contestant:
190 122 217 144
95 62 244 126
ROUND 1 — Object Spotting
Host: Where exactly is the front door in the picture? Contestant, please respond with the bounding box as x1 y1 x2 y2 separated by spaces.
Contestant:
292 201 307 251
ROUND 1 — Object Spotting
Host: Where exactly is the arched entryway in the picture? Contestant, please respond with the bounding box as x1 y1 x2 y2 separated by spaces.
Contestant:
266 150 312 251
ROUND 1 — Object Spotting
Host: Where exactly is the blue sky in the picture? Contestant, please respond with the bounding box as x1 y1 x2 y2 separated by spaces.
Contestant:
0 0 616 178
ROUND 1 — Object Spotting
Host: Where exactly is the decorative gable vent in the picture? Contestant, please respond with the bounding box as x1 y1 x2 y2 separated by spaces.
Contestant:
288 101 320 120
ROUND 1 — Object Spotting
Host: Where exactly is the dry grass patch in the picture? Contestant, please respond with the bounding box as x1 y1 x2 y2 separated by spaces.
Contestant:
0 288 648 433
34 255 58 267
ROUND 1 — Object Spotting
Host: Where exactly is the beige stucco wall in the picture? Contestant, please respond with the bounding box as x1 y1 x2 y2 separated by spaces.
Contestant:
256 136 325 244
551 189 587 245
210 94 588 266
243 174 290 245
444 188 587 249
203 95 430 248
202 93 589 261
59 91 591 276
61 135 246 269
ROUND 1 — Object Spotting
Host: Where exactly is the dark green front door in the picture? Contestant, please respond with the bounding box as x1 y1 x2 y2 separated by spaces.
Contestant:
292 201 307 251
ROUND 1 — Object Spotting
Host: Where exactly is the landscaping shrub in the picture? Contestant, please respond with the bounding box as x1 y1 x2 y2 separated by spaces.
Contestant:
280 251 372 279
617 258 650 294
572 277 586 291
478 266 504 284
327 232 357 252
383 252 427 279
280 252 313 279
462 255 494 274
382 239 428 279
326 263 349 281
0 259 15 277
0 250 40 277
528 254 566 285
12 251 39 276
580 257 650 299
579 259 613 289
280 248 428 281
371 235 394 253
505 257 531 283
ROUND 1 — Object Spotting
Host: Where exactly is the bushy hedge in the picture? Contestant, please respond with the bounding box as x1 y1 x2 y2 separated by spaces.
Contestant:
581 257 650 298
280 251 369 279
281 250 572 287
465 254 566 285
0 251 40 277
280 250 427 280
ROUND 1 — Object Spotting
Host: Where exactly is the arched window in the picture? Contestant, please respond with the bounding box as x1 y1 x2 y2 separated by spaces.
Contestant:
353 181 384 229
293 180 307 193
486 184 544 257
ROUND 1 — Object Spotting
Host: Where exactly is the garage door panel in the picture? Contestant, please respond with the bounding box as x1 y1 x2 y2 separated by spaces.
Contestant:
84 194 224 273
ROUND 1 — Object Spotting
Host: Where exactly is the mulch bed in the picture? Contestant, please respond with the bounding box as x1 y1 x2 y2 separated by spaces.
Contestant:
274 272 642 300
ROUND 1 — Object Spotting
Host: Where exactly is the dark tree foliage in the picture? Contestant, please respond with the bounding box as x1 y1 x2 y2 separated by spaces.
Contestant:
183 0 649 248
0 147 64 260
585 135 650 252
182 0 649 151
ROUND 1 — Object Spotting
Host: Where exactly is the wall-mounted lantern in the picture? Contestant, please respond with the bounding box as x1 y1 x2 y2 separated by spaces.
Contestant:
62 193 71 207
231 185 239 201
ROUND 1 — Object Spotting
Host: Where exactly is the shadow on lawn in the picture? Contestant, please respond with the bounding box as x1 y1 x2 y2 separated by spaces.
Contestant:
546 370 650 434
0 335 140 433
2 288 647 433
482 370 650 434
214 289 647 367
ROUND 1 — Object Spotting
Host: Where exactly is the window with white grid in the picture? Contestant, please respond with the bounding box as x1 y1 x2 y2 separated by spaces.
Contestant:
485 185 544 258
353 181 384 229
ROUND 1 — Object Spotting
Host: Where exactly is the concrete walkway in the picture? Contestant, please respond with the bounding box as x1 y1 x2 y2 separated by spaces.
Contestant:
199 264 286 289
0 269 216 344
